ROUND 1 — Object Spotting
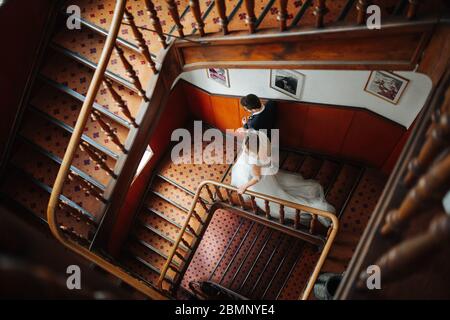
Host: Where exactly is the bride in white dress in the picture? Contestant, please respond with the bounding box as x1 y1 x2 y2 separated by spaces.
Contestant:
231 130 336 227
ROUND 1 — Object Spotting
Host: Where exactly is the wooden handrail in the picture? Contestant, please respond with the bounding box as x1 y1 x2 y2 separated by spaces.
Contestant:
157 180 339 300
46 0 167 300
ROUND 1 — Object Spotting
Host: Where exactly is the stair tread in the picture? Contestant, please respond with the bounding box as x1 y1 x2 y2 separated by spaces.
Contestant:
325 164 361 213
19 112 115 186
297 156 323 179
0 171 95 241
30 82 129 154
132 223 185 258
128 238 174 271
10 142 105 220
40 52 142 121
52 27 154 91
73 0 185 54
150 177 207 217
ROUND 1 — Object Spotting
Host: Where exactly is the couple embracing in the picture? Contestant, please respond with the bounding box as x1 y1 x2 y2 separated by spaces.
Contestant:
231 94 335 226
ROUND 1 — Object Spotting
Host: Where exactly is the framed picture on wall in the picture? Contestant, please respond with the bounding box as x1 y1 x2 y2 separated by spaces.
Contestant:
206 68 230 87
364 71 410 105
270 70 305 100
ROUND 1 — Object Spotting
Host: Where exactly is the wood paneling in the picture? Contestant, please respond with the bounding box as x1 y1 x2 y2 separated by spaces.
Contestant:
277 101 309 149
210 95 241 130
184 82 215 125
179 23 434 71
340 112 405 168
301 106 355 155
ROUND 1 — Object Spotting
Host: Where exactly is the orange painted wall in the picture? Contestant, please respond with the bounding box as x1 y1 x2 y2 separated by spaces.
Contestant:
181 81 410 171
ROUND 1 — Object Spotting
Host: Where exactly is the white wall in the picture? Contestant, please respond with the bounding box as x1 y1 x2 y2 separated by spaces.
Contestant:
179 69 432 129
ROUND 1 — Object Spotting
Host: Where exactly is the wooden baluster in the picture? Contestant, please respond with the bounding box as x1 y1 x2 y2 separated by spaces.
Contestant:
205 185 215 201
123 9 158 74
189 0 206 37
265 200 271 219
102 78 138 127
214 185 224 201
79 141 116 178
181 238 191 250
67 172 106 203
166 0 184 37
215 0 229 35
186 224 197 237
174 251 186 262
406 0 419 20
244 0 257 33
294 209 300 229
198 198 209 212
360 213 450 286
91 110 127 154
381 154 450 235
250 196 257 213
58 201 96 226
168 264 179 273
356 0 370 25
144 0 168 48
59 225 90 245
404 113 450 187
309 213 317 233
279 205 285 224
278 0 288 31
237 193 245 209
192 210 204 224
114 45 149 101
313 0 328 28
225 188 233 204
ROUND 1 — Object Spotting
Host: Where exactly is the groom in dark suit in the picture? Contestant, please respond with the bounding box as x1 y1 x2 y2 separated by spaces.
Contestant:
239 94 277 137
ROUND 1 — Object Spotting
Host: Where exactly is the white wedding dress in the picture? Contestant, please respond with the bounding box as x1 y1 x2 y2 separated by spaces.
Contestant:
231 143 336 226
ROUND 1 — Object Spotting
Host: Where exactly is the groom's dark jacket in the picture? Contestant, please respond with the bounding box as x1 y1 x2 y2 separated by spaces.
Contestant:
243 100 277 133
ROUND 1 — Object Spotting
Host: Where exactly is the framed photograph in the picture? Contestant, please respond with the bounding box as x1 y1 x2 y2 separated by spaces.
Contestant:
206 68 230 87
270 69 305 100
364 71 410 105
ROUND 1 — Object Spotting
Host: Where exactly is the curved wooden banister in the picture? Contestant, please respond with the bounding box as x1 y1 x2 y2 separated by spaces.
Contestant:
46 0 167 300
157 180 339 300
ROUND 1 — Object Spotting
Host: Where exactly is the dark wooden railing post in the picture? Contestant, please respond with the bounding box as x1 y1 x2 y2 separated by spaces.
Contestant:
294 209 300 229
225 188 233 204
313 0 328 28
404 113 450 187
123 9 158 74
205 184 215 201
144 0 168 48
278 0 288 31
250 196 257 213
198 198 209 212
215 0 229 35
309 214 317 234
189 0 206 37
214 185 224 201
102 78 138 127
356 0 370 25
244 0 257 33
114 45 149 101
279 205 285 224
381 154 450 235
265 200 271 219
406 0 419 20
91 110 127 154
79 141 116 177
166 0 185 37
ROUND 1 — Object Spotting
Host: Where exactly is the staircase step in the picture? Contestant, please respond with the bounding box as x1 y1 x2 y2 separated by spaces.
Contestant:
145 193 192 230
138 208 195 247
40 52 142 121
52 27 154 91
73 0 184 53
298 156 323 179
19 111 116 186
128 236 180 271
281 152 306 171
150 177 208 217
9 141 105 220
315 160 340 193
325 164 361 214
0 170 95 242
30 82 129 154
